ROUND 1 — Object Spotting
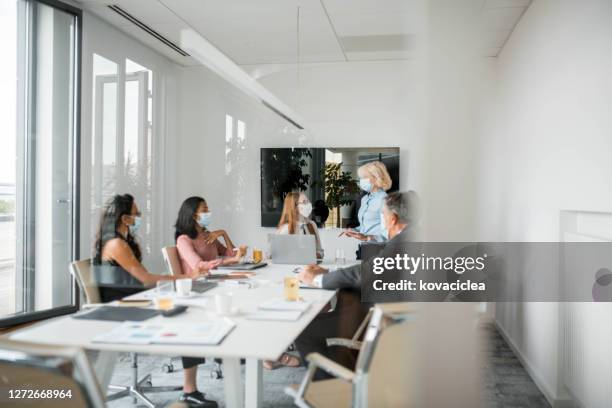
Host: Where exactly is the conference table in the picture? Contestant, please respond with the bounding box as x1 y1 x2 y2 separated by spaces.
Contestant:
8 262 346 408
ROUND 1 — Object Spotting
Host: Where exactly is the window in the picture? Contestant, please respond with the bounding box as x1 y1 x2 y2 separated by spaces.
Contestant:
0 0 81 326
91 55 157 265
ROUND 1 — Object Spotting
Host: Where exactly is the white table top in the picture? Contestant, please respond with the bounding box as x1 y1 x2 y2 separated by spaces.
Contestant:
9 263 342 361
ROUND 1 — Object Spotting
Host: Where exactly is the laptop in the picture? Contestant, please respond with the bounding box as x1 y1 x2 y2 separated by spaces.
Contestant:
216 262 267 271
269 234 317 265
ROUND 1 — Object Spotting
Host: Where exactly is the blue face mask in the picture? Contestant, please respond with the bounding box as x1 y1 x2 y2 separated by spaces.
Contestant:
197 212 212 228
380 213 389 240
129 216 141 235
359 178 373 192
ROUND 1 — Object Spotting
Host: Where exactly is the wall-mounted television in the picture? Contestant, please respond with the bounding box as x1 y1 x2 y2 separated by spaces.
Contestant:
260 147 400 228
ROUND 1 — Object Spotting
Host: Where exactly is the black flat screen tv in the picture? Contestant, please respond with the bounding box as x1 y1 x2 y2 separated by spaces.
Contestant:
260 147 400 228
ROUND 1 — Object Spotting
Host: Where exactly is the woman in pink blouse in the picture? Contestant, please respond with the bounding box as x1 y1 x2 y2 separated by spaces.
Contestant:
173 196 246 404
174 196 246 277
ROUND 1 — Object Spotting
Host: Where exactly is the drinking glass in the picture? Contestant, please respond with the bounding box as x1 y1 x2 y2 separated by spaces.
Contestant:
155 280 174 310
335 248 346 265
252 247 263 264
284 276 300 301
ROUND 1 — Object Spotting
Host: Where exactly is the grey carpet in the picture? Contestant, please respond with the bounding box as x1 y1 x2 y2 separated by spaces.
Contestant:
482 324 551 408
104 324 551 408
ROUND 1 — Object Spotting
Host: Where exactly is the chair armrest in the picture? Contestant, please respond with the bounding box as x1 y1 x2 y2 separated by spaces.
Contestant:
325 337 362 350
306 353 355 382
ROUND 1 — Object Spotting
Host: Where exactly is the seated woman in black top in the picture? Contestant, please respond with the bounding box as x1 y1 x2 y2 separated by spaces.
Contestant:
92 194 217 408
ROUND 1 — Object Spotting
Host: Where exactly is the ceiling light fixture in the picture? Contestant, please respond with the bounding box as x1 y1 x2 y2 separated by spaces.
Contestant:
180 29 305 130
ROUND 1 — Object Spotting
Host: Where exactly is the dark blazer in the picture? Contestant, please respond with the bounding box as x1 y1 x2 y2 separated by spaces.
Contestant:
321 226 414 290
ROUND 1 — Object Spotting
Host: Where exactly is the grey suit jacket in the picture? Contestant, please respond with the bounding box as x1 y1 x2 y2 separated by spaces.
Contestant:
321 226 414 290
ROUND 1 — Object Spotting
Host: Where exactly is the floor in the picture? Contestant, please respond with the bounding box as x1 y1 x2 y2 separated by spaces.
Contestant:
481 324 551 408
106 323 551 408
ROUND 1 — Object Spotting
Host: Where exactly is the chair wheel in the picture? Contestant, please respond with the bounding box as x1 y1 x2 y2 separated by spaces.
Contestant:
162 363 174 373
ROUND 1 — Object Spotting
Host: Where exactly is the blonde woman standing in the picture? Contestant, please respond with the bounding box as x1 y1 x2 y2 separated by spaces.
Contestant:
341 161 392 242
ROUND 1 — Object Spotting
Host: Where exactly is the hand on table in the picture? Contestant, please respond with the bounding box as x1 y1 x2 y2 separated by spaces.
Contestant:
198 258 223 275
298 264 327 285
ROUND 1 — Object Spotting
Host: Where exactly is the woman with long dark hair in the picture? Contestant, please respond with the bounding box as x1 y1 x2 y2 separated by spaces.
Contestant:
174 196 245 276
92 194 175 300
93 194 216 407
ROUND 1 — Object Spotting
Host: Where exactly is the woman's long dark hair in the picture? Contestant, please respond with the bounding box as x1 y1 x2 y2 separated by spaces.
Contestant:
93 194 142 264
175 196 206 241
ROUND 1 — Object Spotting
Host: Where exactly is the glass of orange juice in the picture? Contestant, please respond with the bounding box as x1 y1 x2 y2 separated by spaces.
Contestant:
155 280 174 310
284 276 300 301
252 247 263 264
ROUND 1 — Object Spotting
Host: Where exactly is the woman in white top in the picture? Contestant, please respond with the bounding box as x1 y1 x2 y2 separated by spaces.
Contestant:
276 191 324 260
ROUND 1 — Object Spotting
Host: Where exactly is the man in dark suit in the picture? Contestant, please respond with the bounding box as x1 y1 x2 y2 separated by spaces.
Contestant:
295 191 419 379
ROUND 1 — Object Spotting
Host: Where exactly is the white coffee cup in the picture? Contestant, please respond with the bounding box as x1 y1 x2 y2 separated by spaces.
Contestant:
215 293 232 315
175 278 192 297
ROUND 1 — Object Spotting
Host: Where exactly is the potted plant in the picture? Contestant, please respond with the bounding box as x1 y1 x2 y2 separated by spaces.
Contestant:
321 162 359 228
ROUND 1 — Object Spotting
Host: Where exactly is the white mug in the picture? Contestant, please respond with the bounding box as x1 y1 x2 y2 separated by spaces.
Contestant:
175 278 192 297
215 293 232 315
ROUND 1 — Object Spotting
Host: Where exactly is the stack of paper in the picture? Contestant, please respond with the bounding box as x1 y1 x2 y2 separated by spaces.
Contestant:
93 320 235 346
246 310 303 321
259 299 312 312
246 298 312 321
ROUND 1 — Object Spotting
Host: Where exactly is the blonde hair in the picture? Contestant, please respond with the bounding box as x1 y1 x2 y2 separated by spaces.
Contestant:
278 192 315 235
357 161 392 191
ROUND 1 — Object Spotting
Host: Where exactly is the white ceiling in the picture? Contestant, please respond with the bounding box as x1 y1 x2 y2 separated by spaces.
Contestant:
77 0 532 66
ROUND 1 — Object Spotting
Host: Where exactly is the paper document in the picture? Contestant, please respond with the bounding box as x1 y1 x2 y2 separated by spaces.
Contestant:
259 298 312 312
246 311 303 321
93 319 235 346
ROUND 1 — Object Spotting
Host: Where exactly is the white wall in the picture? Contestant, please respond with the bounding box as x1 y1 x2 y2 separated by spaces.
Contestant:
172 60 425 259
479 0 612 406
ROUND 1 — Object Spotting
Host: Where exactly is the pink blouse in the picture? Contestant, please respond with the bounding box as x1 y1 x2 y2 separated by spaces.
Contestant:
176 232 233 276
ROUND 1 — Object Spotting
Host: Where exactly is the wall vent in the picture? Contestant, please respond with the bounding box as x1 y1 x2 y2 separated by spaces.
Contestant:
108 5 190 57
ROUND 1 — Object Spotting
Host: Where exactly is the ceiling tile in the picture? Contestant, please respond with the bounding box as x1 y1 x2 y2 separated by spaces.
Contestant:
484 0 532 8
481 46 501 57
481 6 525 30
345 50 412 61
162 0 344 64
481 29 511 48
322 0 417 14
331 12 414 37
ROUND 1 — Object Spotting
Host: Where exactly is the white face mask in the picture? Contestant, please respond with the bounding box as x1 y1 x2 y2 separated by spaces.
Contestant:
298 202 313 218
197 212 212 227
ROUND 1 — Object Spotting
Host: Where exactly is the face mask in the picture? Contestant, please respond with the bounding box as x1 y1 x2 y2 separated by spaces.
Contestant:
129 216 141 235
359 178 373 192
298 202 313 218
380 212 389 240
197 212 212 228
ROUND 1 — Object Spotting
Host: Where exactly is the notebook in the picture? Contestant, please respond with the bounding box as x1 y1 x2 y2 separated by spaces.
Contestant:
72 306 160 322
216 262 267 271
93 320 236 346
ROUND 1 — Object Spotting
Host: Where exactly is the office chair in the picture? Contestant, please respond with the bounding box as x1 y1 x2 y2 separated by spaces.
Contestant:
161 246 224 379
0 338 106 408
286 304 417 408
70 260 182 407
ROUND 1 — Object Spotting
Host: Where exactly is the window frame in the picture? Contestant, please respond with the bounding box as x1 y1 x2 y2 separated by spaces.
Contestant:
1 0 82 328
